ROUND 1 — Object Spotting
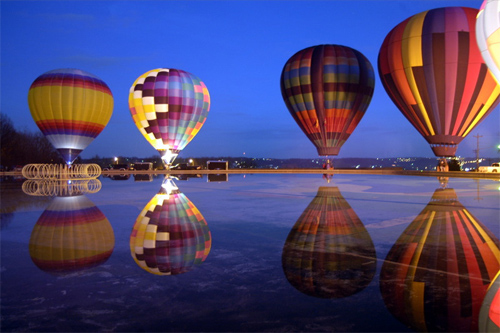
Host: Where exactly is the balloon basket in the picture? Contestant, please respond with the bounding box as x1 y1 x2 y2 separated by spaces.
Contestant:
22 179 102 196
22 164 102 180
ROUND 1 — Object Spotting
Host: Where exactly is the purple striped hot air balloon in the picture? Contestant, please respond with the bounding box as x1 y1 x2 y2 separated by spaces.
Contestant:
280 44 375 158
28 69 114 165
129 68 210 168
282 187 376 298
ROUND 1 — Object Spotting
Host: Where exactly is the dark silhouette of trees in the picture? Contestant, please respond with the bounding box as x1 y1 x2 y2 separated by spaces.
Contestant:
1 113 62 170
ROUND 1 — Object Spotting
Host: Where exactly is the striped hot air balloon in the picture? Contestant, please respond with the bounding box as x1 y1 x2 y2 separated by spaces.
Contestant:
29 195 115 275
378 7 500 157
380 188 500 332
130 177 211 275
27 69 114 165
280 44 375 157
128 68 210 168
282 187 376 298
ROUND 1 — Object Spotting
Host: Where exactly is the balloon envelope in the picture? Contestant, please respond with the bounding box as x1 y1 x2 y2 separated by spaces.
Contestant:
28 69 114 165
130 179 211 275
476 0 500 84
29 195 114 275
378 7 500 157
280 44 375 157
282 187 376 298
380 188 500 332
479 271 500 332
128 68 210 166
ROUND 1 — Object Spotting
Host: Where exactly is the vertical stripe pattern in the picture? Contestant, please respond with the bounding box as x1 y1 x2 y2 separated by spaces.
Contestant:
378 7 500 157
280 45 375 157
282 187 376 298
380 188 500 332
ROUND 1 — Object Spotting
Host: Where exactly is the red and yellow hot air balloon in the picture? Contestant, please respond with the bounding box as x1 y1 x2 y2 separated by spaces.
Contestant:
378 7 500 157
380 188 500 332
477 0 500 84
280 44 375 157
282 187 376 298
129 68 210 168
130 177 211 275
28 69 114 165
29 195 115 275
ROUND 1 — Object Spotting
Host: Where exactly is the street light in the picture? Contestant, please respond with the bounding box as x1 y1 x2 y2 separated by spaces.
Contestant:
114 157 118 165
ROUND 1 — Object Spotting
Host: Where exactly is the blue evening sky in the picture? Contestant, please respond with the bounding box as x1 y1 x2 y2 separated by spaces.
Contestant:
2 0 499 159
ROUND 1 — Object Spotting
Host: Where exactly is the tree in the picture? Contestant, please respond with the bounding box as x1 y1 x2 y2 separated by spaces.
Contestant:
0 113 62 169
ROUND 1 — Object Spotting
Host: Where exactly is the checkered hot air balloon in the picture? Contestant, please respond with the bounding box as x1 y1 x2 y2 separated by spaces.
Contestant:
378 7 500 157
282 187 376 298
128 68 210 168
130 177 211 275
27 69 114 165
29 195 115 275
280 45 375 157
380 188 500 332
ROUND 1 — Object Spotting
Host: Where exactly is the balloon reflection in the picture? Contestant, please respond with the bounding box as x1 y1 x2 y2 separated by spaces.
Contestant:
479 271 500 332
380 188 500 332
130 176 211 275
23 179 102 196
29 195 114 275
282 187 376 298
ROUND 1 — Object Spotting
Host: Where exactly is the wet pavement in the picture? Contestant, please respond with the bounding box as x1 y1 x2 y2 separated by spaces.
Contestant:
1 173 499 332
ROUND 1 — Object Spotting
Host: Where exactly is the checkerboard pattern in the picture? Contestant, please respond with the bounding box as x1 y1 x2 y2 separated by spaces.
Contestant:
130 191 211 275
129 68 210 153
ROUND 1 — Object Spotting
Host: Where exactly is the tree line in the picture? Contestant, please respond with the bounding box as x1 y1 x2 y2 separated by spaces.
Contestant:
1 113 63 170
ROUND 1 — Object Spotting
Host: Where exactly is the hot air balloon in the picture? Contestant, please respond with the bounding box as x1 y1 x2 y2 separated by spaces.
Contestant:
479 271 500 332
280 44 375 158
29 195 114 275
130 177 211 275
128 69 210 168
378 7 500 157
282 187 376 298
380 188 500 332
477 0 500 84
28 69 114 165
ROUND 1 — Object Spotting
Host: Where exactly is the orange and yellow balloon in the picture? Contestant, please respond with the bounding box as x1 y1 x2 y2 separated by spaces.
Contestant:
28 69 114 165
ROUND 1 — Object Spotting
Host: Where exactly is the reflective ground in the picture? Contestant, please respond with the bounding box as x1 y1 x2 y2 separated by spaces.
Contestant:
1 174 499 332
